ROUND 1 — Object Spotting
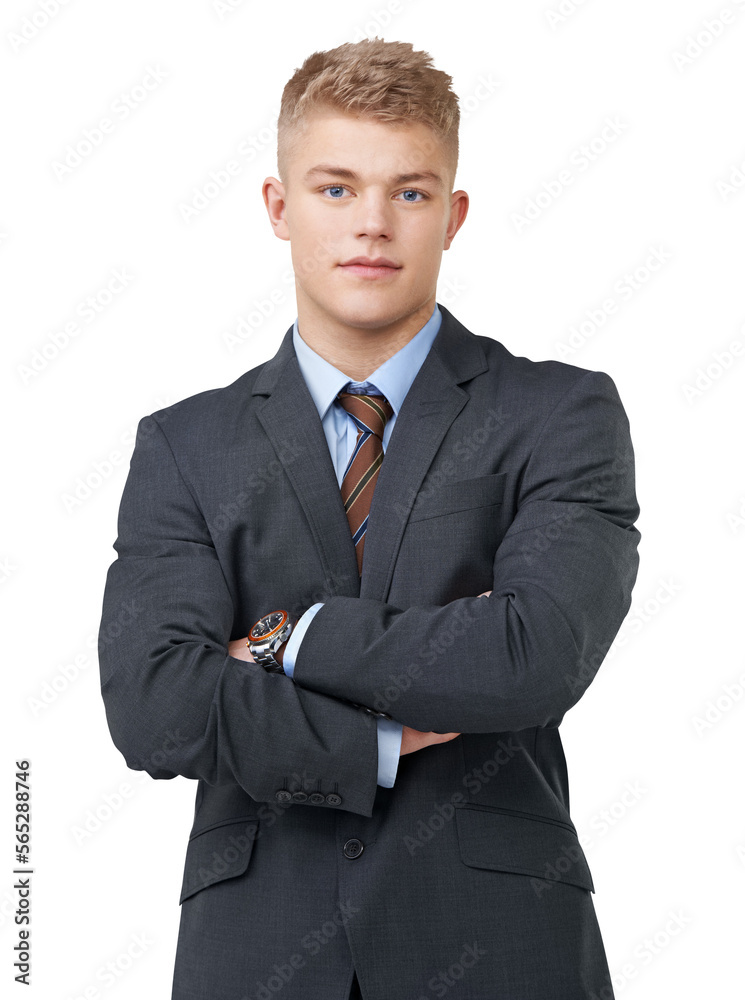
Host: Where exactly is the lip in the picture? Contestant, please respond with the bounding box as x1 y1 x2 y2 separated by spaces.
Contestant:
339 257 402 278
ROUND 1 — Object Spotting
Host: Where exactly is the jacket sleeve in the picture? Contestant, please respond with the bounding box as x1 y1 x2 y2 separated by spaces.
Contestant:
291 369 641 734
283 604 403 787
97 414 380 818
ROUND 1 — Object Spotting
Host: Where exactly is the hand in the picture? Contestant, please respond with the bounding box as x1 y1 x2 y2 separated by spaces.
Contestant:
400 727 461 756
478 589 492 598
228 636 255 663
228 635 288 670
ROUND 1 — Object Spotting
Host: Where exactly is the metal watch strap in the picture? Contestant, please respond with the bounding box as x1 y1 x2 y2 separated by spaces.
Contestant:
250 612 296 672
349 700 393 721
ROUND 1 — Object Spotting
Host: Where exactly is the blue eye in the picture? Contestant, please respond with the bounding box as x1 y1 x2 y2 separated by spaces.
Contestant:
319 185 428 202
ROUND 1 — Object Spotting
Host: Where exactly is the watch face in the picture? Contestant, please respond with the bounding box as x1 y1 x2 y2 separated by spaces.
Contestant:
249 610 286 640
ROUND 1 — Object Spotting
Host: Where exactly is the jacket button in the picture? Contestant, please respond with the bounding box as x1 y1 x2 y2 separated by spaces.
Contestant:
291 790 308 802
275 790 292 803
326 793 342 806
343 838 364 859
309 792 325 804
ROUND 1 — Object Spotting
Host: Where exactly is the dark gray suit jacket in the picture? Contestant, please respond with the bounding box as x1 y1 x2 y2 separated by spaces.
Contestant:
98 304 640 1000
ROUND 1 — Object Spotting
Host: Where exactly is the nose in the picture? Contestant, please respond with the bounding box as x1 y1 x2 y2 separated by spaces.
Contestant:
353 189 392 241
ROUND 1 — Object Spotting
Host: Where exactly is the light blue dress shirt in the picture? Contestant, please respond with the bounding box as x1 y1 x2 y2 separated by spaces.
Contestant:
281 303 443 787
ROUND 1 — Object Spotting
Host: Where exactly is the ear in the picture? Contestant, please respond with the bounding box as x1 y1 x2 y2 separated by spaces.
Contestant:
262 176 291 241
444 189 469 250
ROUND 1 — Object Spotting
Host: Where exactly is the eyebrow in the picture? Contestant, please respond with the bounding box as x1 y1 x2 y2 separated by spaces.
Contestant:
303 164 444 190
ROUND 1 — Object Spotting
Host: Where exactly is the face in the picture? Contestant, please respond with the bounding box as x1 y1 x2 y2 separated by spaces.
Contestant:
263 110 468 337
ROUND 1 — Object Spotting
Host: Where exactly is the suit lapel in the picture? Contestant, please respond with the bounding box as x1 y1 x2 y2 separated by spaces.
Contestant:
253 340 361 600
359 306 488 601
251 305 488 604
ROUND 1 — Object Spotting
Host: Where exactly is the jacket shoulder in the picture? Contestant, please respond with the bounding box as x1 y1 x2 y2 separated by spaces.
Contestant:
479 332 608 384
142 359 268 441
473 330 618 400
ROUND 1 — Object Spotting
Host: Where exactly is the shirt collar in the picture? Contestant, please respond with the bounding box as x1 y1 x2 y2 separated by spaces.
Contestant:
292 304 442 422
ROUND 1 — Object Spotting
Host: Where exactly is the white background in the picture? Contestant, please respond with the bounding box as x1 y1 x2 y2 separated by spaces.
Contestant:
3 1 744 997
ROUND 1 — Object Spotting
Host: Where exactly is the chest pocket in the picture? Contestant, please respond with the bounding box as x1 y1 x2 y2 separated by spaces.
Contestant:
408 472 506 523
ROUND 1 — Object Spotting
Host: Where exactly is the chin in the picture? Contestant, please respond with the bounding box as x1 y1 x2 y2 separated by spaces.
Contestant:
335 307 400 331
330 292 408 329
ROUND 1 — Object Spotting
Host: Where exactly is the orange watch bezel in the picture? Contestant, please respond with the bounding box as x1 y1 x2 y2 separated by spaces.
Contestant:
248 609 289 642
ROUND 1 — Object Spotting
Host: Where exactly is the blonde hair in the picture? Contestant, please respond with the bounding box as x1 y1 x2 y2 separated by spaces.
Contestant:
277 38 460 189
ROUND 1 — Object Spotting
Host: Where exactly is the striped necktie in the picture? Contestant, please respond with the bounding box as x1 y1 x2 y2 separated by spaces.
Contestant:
336 386 394 575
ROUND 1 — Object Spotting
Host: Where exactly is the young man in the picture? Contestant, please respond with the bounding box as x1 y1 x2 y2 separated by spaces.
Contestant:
98 38 640 1000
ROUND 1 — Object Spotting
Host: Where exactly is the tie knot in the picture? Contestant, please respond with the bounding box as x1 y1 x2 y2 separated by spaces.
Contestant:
336 389 394 440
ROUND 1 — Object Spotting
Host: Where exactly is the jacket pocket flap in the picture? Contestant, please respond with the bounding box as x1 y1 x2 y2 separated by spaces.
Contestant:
179 816 258 904
408 472 506 523
455 805 594 892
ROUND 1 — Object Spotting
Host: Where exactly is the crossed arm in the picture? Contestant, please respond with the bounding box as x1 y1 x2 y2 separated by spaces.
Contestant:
97 369 639 817
226 605 489 759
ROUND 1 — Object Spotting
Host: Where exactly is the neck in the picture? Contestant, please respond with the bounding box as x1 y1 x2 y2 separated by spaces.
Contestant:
295 296 436 381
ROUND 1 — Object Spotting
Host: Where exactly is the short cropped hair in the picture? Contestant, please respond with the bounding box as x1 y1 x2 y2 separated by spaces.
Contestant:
277 38 460 190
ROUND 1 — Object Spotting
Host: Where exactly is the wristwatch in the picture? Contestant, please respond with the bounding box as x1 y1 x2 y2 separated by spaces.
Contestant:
247 609 299 673
247 608 393 720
